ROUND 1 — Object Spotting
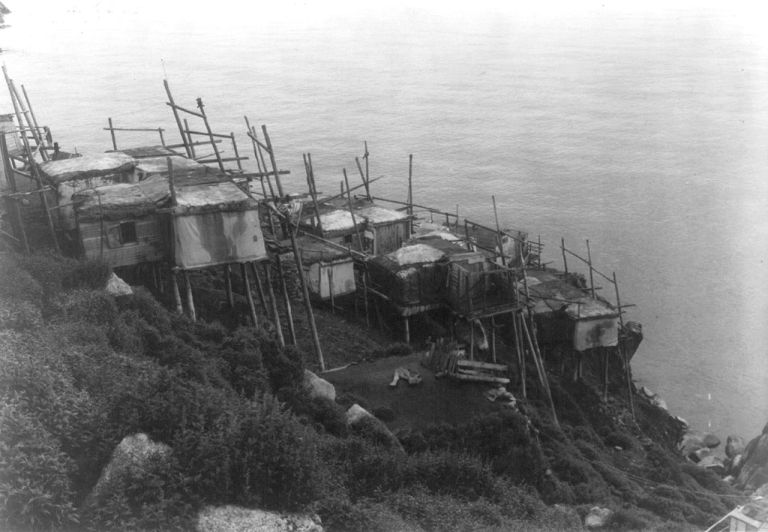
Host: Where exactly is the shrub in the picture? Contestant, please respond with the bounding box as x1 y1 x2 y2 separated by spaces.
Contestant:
605 430 636 451
607 507 652 531
62 258 111 291
0 399 79 531
51 289 119 326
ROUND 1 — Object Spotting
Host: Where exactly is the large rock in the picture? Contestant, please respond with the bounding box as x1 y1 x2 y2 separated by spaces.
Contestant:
698 455 726 476
737 430 768 491
105 272 133 296
726 435 746 459
584 506 613 528
702 433 721 449
196 505 323 532
303 370 336 402
346 404 404 453
680 433 705 458
87 433 171 506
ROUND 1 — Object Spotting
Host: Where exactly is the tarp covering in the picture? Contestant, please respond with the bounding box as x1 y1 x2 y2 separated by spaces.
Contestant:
174 181 255 213
173 209 266 269
118 146 177 159
74 176 169 221
388 243 445 266
296 236 351 265
316 209 359 233
39 152 135 183
134 156 211 181
357 204 409 225
572 317 619 351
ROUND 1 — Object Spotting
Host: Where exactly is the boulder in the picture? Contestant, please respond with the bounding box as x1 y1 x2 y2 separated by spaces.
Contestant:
698 455 726 476
196 505 323 532
726 435 746 459
303 370 336 402
736 431 768 490
346 404 404 453
86 433 171 506
680 433 705 457
105 272 133 296
702 433 721 449
584 506 613 529
651 396 668 411
690 447 712 463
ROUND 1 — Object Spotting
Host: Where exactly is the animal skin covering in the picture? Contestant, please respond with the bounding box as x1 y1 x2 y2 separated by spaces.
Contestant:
173 209 266 269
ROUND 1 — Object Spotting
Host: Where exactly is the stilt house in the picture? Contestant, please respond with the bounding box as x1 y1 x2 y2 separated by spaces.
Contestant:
37 152 136 230
72 177 169 267
171 178 267 270
292 236 356 301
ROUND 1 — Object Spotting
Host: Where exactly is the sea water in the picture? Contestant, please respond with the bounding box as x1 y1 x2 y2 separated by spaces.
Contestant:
2 1 766 441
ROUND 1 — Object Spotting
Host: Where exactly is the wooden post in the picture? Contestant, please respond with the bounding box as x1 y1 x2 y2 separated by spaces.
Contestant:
490 318 496 363
267 211 296 344
263 261 285 347
0 135 29 253
184 119 196 159
224 264 235 308
183 270 196 321
261 125 284 198
355 156 370 200
230 132 243 171
602 347 609 401
242 262 259 327
407 154 413 235
21 84 47 153
328 267 335 314
97 193 105 259
469 319 475 360
512 312 526 398
492 195 506 266
163 79 192 158
363 140 369 187
250 261 269 315
404 316 410 344
561 237 568 274
361 263 370 328
304 153 323 234
343 169 364 250
521 314 559 427
108 117 117 150
171 269 183 314
288 219 325 371
614 271 635 417
196 97 225 173
586 239 596 298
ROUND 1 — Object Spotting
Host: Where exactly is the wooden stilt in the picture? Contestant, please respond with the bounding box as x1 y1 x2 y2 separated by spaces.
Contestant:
163 79 192 158
183 270 196 321
407 154 414 236
263 261 285 347
288 221 325 371
586 239 596 298
602 348 609 401
404 316 410 344
512 312 526 397
490 318 496 363
242 262 259 327
250 261 269 315
224 264 234 308
328 267 335 314
0 135 29 254
613 271 635 417
521 314 559 428
171 269 183 315
561 237 568 274
267 211 296 344
361 264 370 328
108 117 117 150
469 320 475 360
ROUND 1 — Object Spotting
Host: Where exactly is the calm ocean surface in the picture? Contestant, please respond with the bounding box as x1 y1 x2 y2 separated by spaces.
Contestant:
3 1 766 440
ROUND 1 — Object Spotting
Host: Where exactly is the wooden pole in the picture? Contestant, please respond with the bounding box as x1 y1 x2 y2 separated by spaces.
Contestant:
602 347 609 401
97 193 105 260
512 312 526 398
163 79 192 158
328 267 335 314
355 156 370 200
561 237 568 274
230 132 243 171
171 269 183 314
224 264 234 308
250 261 269 314
21 84 47 152
407 154 413 235
196 97 225 173
261 125 284 198
6 75 46 161
490 318 496 363
183 270 196 321
242 262 259 327
288 218 325 370
304 153 323 234
586 239 596 298
108 117 117 150
614 271 635 417
343 169 364 250
263 261 285 347
0 135 29 253
361 263 371 328
267 211 296 344
521 314 559 427
492 195 507 266
469 319 475 360
363 141 369 185
184 119 196 159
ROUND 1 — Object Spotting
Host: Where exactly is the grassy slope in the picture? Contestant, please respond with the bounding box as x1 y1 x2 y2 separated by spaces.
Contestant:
0 251 743 531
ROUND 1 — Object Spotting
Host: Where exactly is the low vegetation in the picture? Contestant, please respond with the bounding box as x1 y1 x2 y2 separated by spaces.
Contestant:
0 252 739 531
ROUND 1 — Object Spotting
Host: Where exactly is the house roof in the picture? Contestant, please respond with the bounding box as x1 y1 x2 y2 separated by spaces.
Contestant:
74 176 169 221
173 180 257 213
356 204 409 225
387 243 445 266
117 146 178 159
294 236 352 264
134 155 211 178
39 152 135 183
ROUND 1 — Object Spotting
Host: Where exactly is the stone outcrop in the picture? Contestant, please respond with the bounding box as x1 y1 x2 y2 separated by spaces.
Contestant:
346 403 404 453
303 370 336 402
736 423 768 491
196 505 323 532
726 435 746 459
105 272 133 296
584 506 613 528
86 433 171 507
